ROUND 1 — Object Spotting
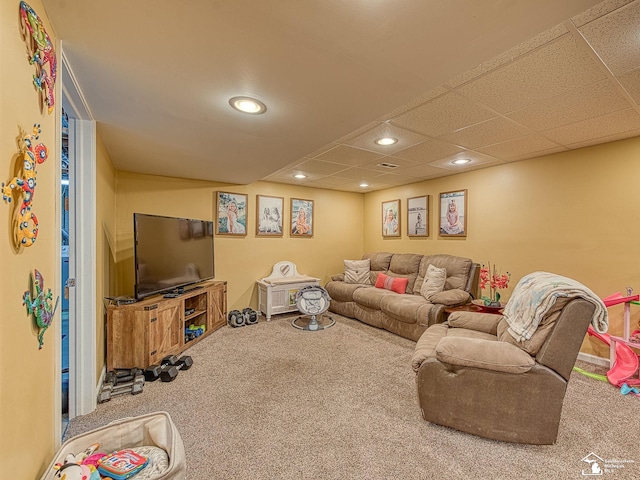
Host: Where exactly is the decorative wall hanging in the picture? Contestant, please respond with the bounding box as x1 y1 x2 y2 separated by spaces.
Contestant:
23 269 59 349
439 189 467 237
407 195 429 237
2 124 49 248
215 191 247 236
256 195 284 237
382 199 401 237
290 198 313 237
19 2 57 114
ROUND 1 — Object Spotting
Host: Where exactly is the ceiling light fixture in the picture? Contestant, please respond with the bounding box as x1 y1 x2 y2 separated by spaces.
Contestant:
374 137 398 146
360 182 369 188
294 174 307 179
229 96 267 114
452 158 471 165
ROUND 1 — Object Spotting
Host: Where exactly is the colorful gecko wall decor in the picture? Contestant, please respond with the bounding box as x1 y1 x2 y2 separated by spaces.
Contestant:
23 269 59 349
19 1 57 114
2 124 49 248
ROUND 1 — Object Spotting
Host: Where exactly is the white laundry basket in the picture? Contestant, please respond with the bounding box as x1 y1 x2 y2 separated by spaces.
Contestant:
40 411 186 479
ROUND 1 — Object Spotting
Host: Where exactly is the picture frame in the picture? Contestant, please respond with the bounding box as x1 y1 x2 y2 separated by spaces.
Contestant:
439 189 467 237
290 198 314 237
256 195 284 236
407 195 429 237
382 199 401 237
215 191 247 236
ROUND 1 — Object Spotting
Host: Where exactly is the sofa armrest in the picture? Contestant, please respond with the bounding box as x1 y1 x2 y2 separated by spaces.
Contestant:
448 311 503 335
331 273 345 282
435 337 535 374
428 289 471 306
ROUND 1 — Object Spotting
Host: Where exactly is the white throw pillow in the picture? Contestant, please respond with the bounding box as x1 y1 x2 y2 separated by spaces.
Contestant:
344 259 371 284
421 264 446 300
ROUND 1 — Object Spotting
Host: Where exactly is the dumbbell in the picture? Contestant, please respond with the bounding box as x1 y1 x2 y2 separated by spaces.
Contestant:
98 374 144 403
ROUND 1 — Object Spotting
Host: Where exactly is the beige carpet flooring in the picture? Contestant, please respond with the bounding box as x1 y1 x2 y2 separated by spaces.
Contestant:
64 314 640 479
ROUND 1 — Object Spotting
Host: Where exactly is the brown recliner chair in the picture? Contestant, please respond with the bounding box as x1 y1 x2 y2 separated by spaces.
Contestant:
412 297 596 444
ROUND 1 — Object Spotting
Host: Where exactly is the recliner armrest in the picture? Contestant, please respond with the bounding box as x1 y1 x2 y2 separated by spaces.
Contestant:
427 289 471 306
331 273 344 282
448 311 503 335
435 336 535 374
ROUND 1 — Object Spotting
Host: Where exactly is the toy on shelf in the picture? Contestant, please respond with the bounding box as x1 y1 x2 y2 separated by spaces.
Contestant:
587 290 640 389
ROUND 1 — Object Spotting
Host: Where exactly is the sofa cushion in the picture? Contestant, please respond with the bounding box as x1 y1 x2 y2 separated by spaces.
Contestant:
325 281 370 303
363 252 393 285
427 289 471 306
375 272 409 294
435 336 535 374
380 294 429 325
420 264 446 300
344 259 371 285
415 254 473 294
353 286 395 309
388 253 423 294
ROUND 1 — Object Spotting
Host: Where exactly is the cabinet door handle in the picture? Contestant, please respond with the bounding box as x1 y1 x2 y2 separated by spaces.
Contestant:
150 317 157 323
150 350 157 356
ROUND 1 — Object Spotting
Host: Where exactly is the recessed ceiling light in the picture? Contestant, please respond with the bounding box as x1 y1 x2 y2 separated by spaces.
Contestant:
360 182 369 188
452 158 471 165
229 96 267 114
294 174 307 179
374 137 398 146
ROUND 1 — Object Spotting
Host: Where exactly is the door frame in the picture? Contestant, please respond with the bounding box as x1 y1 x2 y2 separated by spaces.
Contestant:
59 48 97 428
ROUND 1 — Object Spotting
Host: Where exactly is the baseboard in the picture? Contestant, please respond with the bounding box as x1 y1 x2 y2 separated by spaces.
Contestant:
577 352 609 367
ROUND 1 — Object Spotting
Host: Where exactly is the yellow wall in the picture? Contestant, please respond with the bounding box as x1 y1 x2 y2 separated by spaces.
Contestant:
114 174 364 310
0 0 59 476
96 135 117 379
363 136 640 357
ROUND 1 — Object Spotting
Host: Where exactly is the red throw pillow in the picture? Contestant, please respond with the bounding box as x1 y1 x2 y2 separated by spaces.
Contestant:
375 273 409 294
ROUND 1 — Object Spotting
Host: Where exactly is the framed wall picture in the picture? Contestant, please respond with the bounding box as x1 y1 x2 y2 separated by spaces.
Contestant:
291 198 314 237
256 195 284 236
439 189 467 237
407 195 429 237
382 199 401 237
215 191 247 236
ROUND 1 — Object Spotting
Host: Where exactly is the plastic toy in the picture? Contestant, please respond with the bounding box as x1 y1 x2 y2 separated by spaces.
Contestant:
23 269 59 349
98 449 148 479
2 124 49 248
53 443 102 480
19 2 57 114
586 291 640 387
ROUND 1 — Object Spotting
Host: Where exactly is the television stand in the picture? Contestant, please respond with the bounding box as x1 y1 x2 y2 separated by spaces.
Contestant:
107 280 227 370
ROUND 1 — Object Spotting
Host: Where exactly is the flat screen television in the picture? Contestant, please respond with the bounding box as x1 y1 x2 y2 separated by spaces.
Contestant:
134 213 215 299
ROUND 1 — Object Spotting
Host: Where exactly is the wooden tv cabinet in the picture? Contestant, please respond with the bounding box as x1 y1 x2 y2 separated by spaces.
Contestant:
106 280 227 371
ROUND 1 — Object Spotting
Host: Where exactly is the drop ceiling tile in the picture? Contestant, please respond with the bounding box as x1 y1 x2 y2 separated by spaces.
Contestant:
359 155 420 172
294 158 350 175
456 34 607 114
578 1 640 75
400 163 451 178
618 68 640 105
304 176 352 188
477 134 565 161
265 169 324 183
428 151 500 170
571 0 634 27
566 129 640 150
313 144 384 166
343 124 429 154
372 173 426 186
334 167 387 181
392 138 464 162
507 79 631 131
390 92 497 137
542 108 640 145
438 117 531 149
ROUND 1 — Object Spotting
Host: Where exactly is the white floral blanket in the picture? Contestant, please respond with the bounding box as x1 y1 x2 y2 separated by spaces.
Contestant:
502 271 608 343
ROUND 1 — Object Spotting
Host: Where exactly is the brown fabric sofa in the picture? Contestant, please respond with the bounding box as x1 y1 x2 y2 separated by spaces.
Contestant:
325 252 479 341
411 298 595 444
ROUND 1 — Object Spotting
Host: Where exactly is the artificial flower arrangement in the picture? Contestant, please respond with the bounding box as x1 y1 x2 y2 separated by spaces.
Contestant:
479 262 510 307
